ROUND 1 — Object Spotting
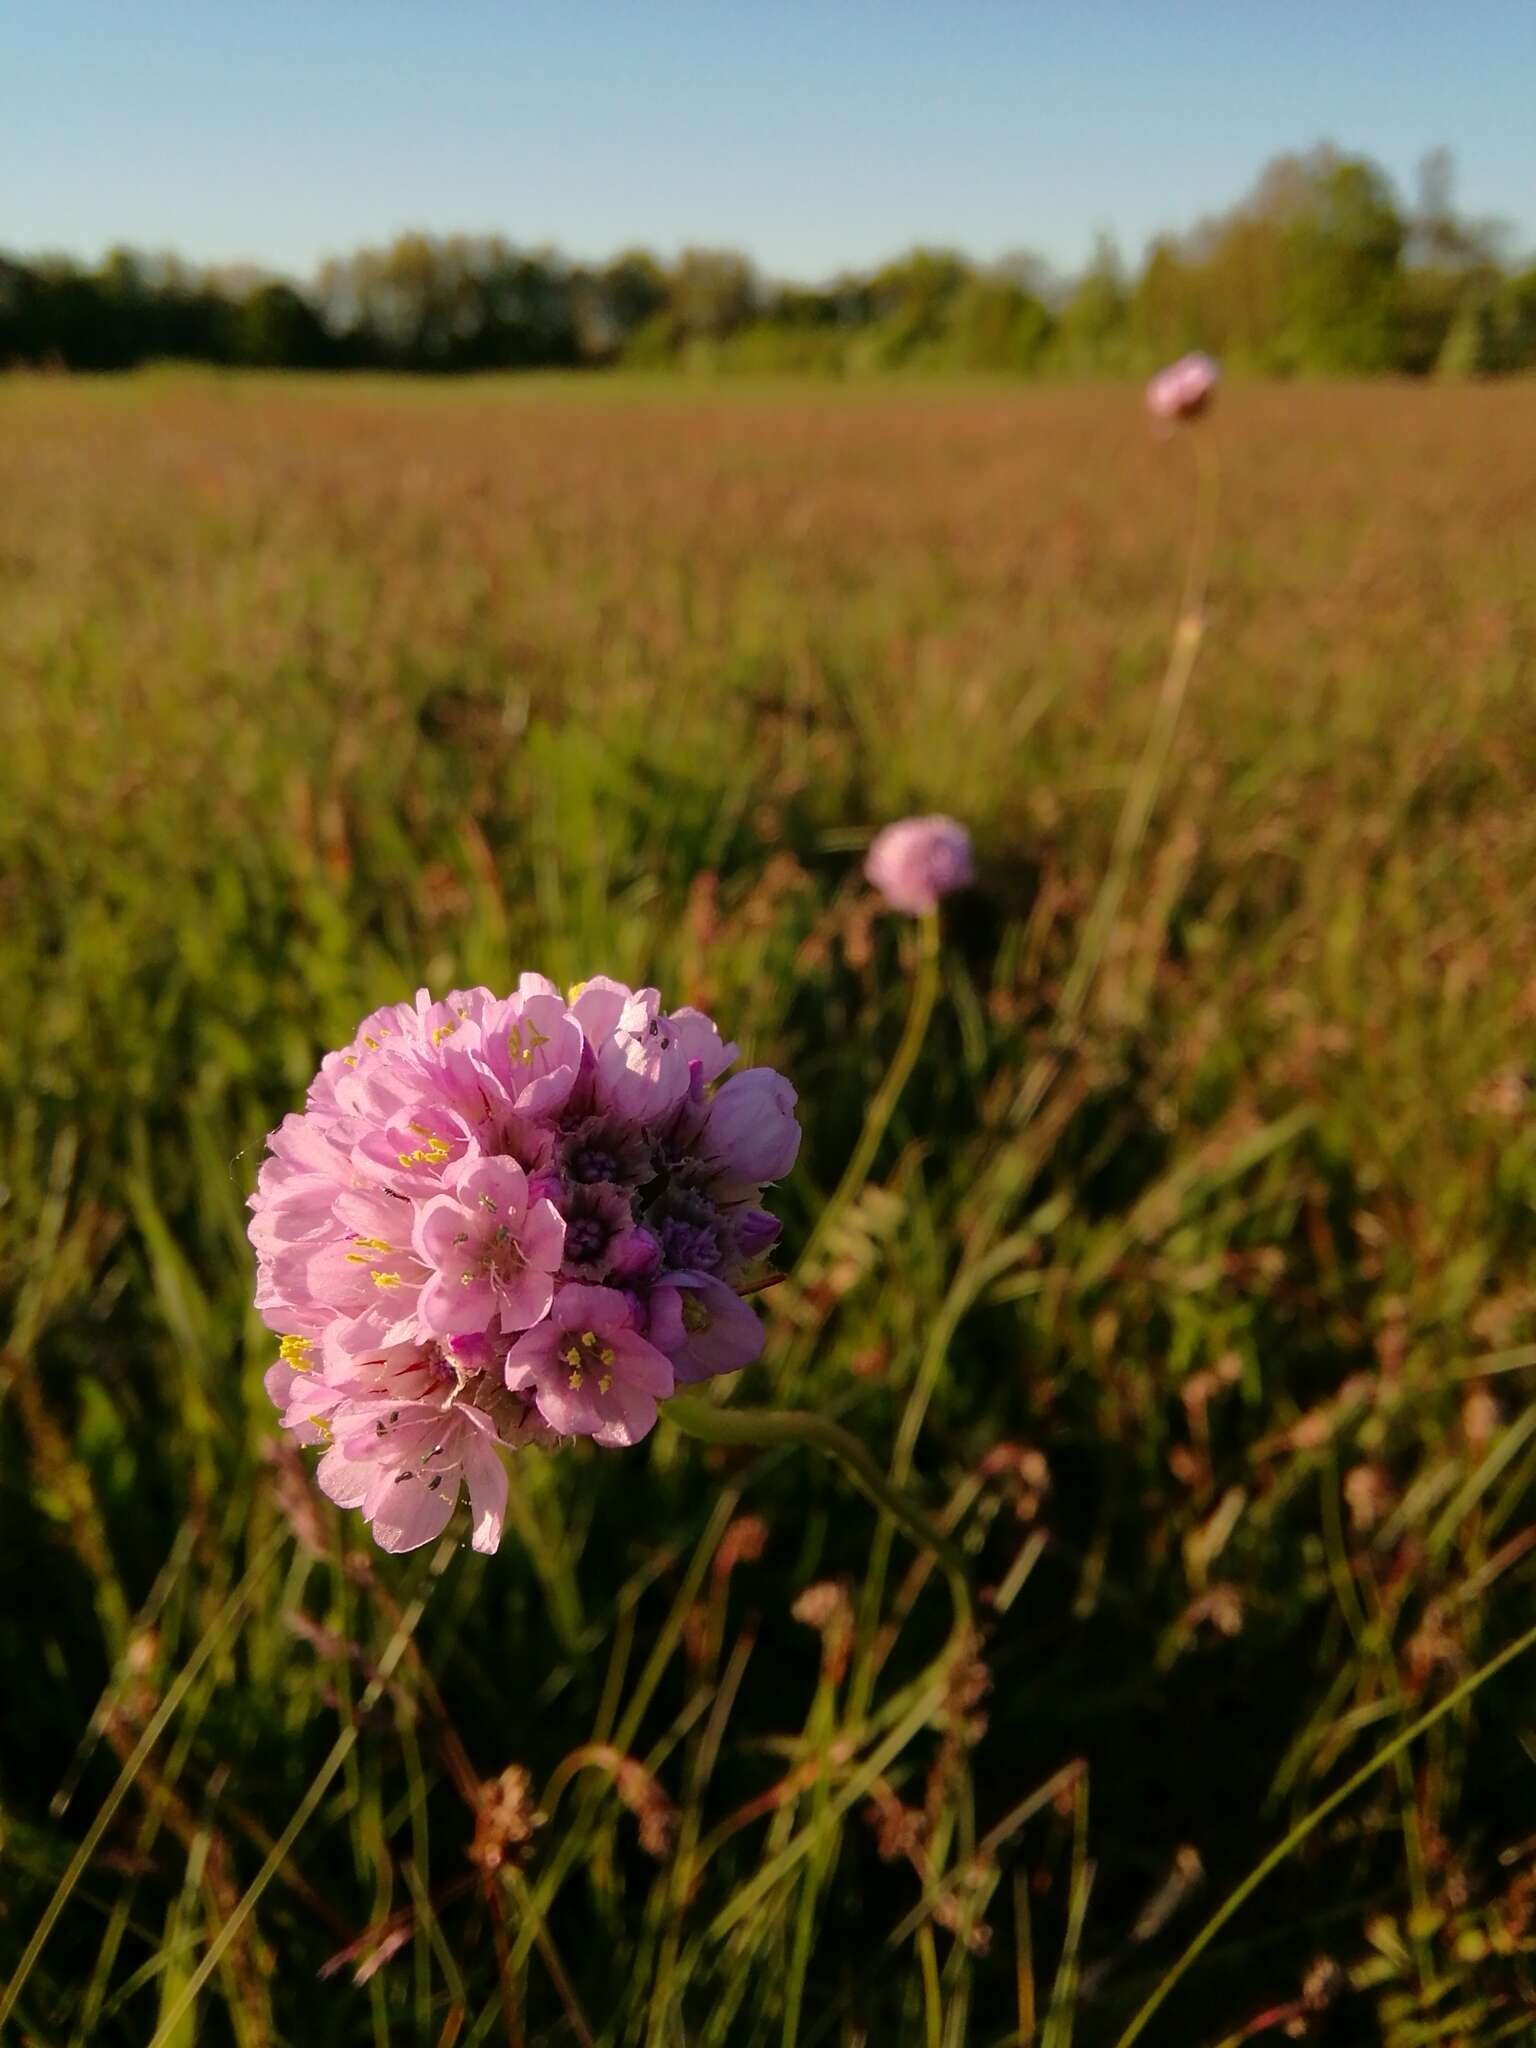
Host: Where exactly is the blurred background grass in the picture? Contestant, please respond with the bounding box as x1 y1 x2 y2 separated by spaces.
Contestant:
3 371 1536 2044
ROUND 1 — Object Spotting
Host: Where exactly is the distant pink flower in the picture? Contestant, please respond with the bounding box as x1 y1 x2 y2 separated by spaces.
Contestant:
1146 353 1219 423
249 975 799 1552
865 815 975 916
505 1283 675 1445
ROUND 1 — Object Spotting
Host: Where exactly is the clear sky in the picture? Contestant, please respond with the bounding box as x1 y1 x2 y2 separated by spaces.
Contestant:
4 1 1532 282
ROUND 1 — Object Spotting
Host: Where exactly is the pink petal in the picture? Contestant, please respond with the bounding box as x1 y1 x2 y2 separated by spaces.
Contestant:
496 1266 556 1333
413 1193 473 1268
520 1197 567 1274
370 1469 460 1552
462 1440 509 1553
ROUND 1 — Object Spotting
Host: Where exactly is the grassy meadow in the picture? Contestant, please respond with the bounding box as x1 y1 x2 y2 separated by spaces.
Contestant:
3 370 1536 2045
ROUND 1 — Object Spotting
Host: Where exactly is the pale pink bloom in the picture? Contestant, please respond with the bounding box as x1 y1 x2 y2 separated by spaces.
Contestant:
328 1369 540 1553
247 1112 357 1263
572 979 695 1123
267 1348 551 1553
1145 352 1219 423
270 1185 435 1366
667 1008 739 1088
505 1283 675 1446
413 1150 565 1337
865 814 975 916
456 989 585 1120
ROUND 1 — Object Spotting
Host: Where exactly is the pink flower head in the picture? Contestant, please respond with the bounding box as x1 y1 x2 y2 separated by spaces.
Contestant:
505 1283 675 1446
1145 353 1219 424
249 975 799 1551
865 814 975 916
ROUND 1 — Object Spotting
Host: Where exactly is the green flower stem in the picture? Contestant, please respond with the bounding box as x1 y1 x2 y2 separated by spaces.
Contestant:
1058 429 1219 1028
794 906 942 1284
665 1395 972 1645
1113 1614 1536 2047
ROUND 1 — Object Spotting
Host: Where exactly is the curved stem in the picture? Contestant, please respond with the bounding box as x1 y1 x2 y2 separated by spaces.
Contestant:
1113 1615 1536 2047
664 1395 971 1644
794 908 941 1282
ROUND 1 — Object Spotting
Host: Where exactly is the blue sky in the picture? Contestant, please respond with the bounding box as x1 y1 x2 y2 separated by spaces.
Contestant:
4 2 1532 281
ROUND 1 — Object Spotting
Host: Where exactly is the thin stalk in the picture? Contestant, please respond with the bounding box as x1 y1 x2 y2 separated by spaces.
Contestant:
795 908 941 1282
664 1397 971 1645
1058 429 1219 1026
1113 1616 1536 2046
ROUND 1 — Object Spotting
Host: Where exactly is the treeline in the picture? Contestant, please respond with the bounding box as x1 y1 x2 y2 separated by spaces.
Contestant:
5 146 1535 378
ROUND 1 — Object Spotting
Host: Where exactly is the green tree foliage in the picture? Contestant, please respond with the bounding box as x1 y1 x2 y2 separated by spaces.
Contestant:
230 282 331 369
2 146 1533 378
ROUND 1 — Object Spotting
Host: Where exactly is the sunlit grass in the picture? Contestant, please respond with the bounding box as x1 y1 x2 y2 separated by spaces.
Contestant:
3 372 1536 2043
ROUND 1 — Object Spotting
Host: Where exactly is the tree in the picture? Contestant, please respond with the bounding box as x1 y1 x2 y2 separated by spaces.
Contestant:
1052 235 1132 372
664 248 758 344
232 282 331 368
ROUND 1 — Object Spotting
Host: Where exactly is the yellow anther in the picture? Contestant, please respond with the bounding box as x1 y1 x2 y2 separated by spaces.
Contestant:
432 1019 459 1045
562 1344 583 1370
279 1334 313 1368
398 1133 450 1168
597 1373 612 1395
599 1345 616 1367
362 1034 381 1051
509 1019 554 1066
345 1252 371 1264
355 1235 392 1252
370 1271 402 1289
567 980 588 1004
567 1366 584 1390
580 1330 597 1346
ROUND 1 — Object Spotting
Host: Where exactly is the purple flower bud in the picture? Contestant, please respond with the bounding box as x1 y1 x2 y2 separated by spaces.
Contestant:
733 1208 782 1260
649 1272 765 1384
703 1068 802 1183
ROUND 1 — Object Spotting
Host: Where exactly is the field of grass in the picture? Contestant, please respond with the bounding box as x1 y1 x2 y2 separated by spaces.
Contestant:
3 370 1536 2046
